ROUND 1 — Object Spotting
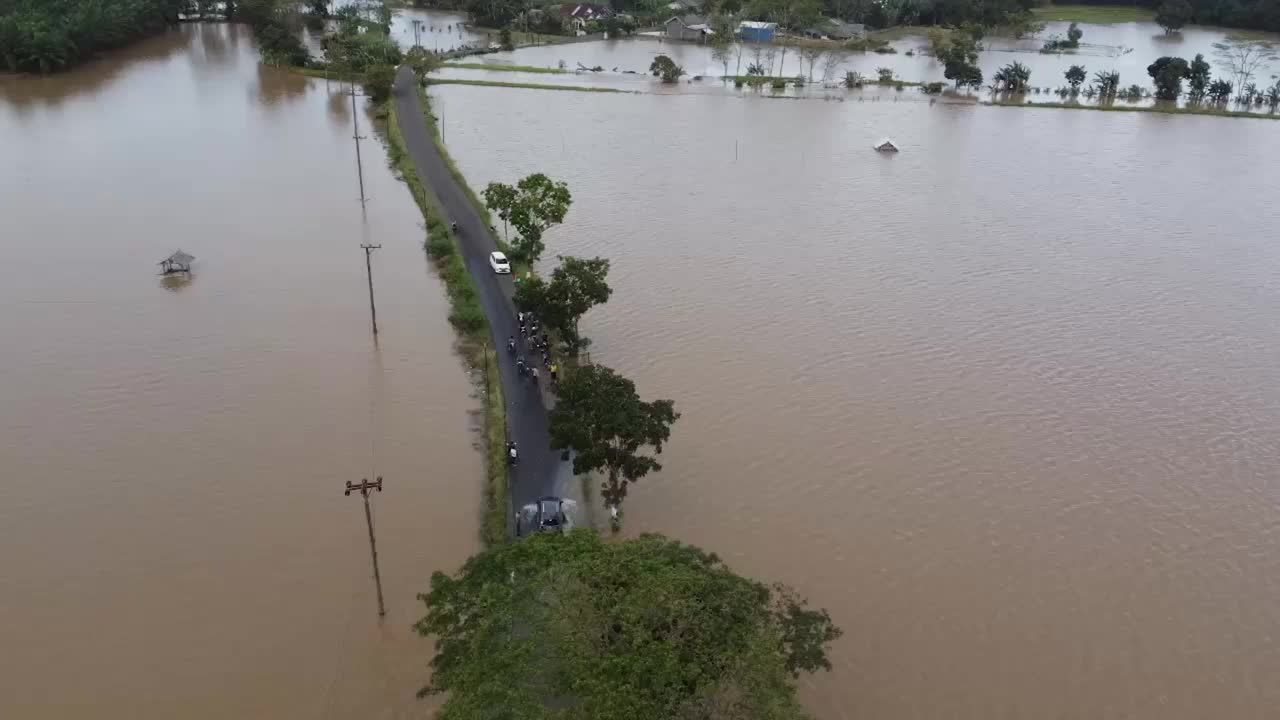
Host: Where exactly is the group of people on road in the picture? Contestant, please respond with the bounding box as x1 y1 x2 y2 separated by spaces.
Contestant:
508 311 559 388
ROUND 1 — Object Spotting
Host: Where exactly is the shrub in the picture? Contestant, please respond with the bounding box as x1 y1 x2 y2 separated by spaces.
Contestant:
426 230 455 258
449 302 487 334
922 81 945 94
771 78 786 89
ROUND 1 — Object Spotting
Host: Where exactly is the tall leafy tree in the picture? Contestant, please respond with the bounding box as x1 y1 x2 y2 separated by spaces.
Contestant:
415 530 841 720
549 364 679 516
1156 0 1193 34
649 53 685 83
1064 64 1086 90
523 256 612 352
508 173 572 264
941 31 982 89
1187 53 1211 98
481 181 517 241
1147 55 1190 100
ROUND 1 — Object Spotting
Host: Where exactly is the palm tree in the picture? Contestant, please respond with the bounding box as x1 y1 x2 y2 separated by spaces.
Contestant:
1091 69 1120 97
993 62 1031 92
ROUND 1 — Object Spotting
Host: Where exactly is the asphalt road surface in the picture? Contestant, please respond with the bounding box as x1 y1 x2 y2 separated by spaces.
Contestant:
392 67 570 524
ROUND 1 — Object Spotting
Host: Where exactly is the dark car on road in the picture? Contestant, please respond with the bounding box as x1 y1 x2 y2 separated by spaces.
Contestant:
515 496 572 537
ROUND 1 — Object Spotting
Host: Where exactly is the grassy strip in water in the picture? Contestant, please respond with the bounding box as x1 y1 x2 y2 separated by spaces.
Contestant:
987 98 1280 120
426 78 625 93
1030 4 1155 23
285 65 365 82
445 62 568 74
386 98 510 547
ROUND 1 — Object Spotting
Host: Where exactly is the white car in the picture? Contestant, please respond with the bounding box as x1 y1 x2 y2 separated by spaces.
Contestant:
489 251 511 274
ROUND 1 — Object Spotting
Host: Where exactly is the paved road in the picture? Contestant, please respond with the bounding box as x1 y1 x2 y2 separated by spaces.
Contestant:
392 67 570 522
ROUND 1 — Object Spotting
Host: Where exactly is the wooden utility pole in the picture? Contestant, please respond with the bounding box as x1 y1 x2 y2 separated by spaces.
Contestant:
349 85 368 209
345 477 386 617
361 243 381 336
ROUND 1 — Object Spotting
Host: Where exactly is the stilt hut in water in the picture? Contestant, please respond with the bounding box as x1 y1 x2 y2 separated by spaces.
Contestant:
159 250 194 275
873 138 899 152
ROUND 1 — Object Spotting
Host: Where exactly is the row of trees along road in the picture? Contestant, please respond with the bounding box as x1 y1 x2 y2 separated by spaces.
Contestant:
484 174 680 524
415 529 843 720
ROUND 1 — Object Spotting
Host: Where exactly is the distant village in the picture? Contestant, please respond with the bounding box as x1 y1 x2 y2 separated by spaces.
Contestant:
527 1 868 44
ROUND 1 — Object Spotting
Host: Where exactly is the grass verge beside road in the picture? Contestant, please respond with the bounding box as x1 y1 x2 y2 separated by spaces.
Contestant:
386 98 510 547
1031 4 1155 23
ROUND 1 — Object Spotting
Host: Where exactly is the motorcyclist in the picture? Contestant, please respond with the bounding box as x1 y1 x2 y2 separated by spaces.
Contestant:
517 356 526 375
507 336 516 353
507 442 518 465
451 221 458 232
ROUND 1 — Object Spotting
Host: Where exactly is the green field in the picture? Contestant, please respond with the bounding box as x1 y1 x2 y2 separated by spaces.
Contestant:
1031 4 1156 23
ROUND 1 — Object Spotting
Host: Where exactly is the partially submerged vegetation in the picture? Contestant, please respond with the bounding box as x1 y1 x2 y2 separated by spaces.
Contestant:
443 61 566 73
426 77 625 92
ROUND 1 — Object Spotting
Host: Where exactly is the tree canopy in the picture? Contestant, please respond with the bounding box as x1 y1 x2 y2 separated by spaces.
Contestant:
507 173 572 264
515 256 612 352
0 0 184 73
650 53 685 83
1147 55 1190 100
549 364 678 514
1156 0 1194 33
415 530 842 720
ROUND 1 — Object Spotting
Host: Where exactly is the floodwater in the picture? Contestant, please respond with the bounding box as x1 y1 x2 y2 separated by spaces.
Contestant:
0 24 481 718
430 76 1280 718
474 21 1279 97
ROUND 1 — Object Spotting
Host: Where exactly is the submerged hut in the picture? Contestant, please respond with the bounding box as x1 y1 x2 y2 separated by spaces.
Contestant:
873 138 899 152
159 250 194 275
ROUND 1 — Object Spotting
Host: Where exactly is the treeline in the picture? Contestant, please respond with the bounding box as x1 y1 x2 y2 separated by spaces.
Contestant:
1092 0 1280 33
0 0 184 72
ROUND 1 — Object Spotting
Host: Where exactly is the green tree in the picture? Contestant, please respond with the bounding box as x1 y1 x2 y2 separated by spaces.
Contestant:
1207 77 1233 103
405 45 441 77
481 181 517 241
362 63 394 102
1065 64 1086 90
1066 21 1082 46
649 53 685 83
1147 55 1190 100
1155 0 1193 34
941 32 981 89
415 530 842 720
498 26 513 50
508 173 571 265
544 256 612 351
549 364 679 516
1187 53 1210 98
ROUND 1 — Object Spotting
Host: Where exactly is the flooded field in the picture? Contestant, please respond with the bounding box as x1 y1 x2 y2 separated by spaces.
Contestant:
0 23 479 719
429 79 1280 719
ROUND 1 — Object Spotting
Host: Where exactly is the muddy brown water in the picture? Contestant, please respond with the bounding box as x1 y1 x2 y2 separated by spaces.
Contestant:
0 24 481 718
429 82 1280 719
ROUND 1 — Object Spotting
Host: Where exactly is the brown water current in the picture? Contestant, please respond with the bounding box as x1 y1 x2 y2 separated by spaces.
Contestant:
429 82 1280 718
1 24 480 718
